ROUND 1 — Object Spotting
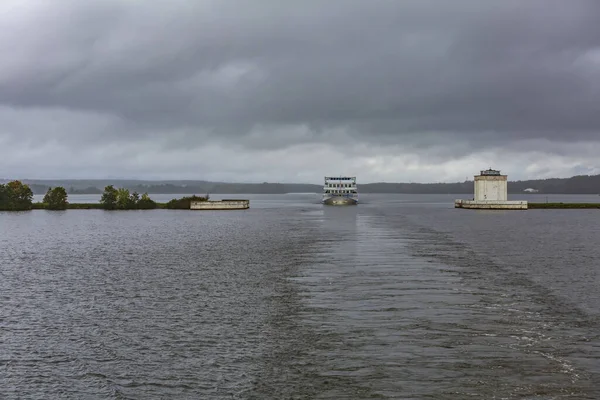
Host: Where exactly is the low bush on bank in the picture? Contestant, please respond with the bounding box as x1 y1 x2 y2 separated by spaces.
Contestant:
43 186 68 210
163 195 209 209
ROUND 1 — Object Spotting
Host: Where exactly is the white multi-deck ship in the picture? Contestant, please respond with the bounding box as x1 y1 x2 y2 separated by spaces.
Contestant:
322 176 358 205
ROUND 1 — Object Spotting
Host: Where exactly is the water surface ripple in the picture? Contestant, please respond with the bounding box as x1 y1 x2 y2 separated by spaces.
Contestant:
1 194 599 399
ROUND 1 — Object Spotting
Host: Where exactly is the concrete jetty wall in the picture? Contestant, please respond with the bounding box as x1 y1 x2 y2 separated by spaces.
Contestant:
190 200 249 210
456 168 527 210
455 200 528 210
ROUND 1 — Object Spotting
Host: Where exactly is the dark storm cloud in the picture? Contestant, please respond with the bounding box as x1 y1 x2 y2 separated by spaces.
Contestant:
1 0 600 182
2 1 600 141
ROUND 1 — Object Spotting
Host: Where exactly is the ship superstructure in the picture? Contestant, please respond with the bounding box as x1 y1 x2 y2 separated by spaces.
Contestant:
322 176 358 205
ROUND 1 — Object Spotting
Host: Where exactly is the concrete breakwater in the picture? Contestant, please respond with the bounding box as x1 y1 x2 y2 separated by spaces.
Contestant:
455 199 528 210
190 199 249 210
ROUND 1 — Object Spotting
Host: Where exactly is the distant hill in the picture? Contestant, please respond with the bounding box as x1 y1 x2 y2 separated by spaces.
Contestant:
362 174 600 194
2 174 599 195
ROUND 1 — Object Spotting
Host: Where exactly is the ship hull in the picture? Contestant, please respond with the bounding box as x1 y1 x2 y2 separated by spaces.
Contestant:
323 196 358 206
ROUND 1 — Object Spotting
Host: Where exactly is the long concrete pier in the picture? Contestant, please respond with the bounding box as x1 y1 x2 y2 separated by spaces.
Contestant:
454 199 528 210
190 200 249 210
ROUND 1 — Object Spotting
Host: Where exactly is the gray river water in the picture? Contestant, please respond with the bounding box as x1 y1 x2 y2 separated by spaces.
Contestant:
1 194 599 399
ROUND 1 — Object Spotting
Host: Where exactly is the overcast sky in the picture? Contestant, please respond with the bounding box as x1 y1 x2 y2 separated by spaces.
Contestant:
1 0 600 183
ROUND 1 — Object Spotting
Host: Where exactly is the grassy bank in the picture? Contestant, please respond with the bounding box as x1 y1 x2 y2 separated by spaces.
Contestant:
32 202 112 210
30 201 208 210
32 202 167 210
529 202 600 209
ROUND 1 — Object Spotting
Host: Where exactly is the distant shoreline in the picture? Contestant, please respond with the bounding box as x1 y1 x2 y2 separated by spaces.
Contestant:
4 173 600 195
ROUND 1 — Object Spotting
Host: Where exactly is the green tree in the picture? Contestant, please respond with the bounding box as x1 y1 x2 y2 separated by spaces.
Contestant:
137 192 157 209
43 186 68 210
0 181 34 211
116 188 133 209
100 185 118 210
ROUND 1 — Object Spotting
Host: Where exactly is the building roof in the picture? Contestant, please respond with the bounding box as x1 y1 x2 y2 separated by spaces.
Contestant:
480 168 501 176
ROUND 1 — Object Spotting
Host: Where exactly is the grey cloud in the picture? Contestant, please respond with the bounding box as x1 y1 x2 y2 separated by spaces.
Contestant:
1 0 600 181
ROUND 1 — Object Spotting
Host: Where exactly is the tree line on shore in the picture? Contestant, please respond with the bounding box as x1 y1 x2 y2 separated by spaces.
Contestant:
0 180 208 211
12 173 600 195
100 185 157 210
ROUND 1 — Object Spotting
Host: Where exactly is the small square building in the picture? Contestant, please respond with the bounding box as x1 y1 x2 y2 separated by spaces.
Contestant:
474 168 507 201
455 167 527 210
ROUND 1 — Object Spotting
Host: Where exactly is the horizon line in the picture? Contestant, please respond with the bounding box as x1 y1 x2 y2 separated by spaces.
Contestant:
2 173 599 186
